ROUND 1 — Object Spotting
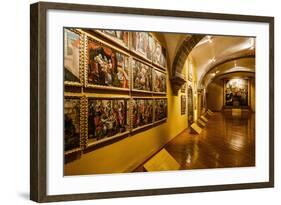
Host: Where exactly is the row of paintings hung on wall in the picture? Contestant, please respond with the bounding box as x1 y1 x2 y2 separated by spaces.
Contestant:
64 97 168 153
64 28 167 93
96 29 167 68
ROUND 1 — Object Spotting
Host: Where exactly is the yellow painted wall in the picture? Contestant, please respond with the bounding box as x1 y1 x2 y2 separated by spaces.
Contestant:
186 57 198 121
206 77 255 112
64 35 188 175
250 78 255 112
206 78 224 111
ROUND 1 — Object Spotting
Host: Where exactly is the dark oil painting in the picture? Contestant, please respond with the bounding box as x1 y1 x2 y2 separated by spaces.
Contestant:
99 29 129 47
225 79 248 107
131 32 151 59
87 37 129 89
154 98 168 121
64 98 80 151
153 69 166 93
151 39 167 68
88 99 129 142
131 99 153 129
132 59 152 92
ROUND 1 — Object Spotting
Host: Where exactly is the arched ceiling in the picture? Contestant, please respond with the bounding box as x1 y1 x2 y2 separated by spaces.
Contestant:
188 35 255 89
161 33 204 93
152 32 255 94
202 57 255 87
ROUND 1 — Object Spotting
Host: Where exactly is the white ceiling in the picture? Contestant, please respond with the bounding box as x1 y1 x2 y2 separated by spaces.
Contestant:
188 35 255 88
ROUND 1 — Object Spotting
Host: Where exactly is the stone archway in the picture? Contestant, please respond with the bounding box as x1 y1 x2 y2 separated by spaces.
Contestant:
170 35 205 94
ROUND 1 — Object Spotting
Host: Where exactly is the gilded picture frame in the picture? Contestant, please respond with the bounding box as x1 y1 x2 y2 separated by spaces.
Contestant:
85 96 131 149
130 97 154 132
94 29 130 49
131 57 153 94
84 31 131 91
153 97 168 123
152 67 167 94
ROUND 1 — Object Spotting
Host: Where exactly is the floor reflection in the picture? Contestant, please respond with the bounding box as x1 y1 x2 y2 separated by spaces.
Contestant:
165 110 255 170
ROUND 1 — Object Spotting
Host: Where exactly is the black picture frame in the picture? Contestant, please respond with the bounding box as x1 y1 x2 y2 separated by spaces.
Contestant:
30 1 274 202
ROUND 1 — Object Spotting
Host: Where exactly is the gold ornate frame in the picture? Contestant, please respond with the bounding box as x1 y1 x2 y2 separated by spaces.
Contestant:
83 30 131 91
152 67 167 94
153 97 168 123
85 96 131 149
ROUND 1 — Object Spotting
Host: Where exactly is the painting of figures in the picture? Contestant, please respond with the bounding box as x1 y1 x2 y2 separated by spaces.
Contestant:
147 34 154 60
181 95 186 115
131 32 150 59
87 37 129 89
132 59 152 92
131 99 153 129
154 99 168 121
152 40 167 68
99 29 129 47
88 99 129 142
64 98 80 151
64 29 80 82
225 79 248 107
153 69 166 93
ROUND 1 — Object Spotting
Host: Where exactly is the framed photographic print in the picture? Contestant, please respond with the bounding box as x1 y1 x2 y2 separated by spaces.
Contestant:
30 1 274 202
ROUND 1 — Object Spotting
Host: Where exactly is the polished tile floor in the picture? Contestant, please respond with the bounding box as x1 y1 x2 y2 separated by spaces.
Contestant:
165 111 255 170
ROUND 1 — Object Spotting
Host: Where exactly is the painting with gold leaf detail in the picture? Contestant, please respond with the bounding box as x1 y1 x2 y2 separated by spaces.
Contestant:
87 98 130 144
86 36 130 90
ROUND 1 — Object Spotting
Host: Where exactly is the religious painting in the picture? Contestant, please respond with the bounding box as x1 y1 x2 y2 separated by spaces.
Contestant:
64 29 81 83
154 98 168 122
131 32 150 59
147 34 154 60
153 69 167 93
87 98 130 143
225 79 248 107
64 97 81 152
181 95 186 115
131 98 153 130
132 59 152 92
87 37 129 90
152 40 167 68
98 29 129 47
